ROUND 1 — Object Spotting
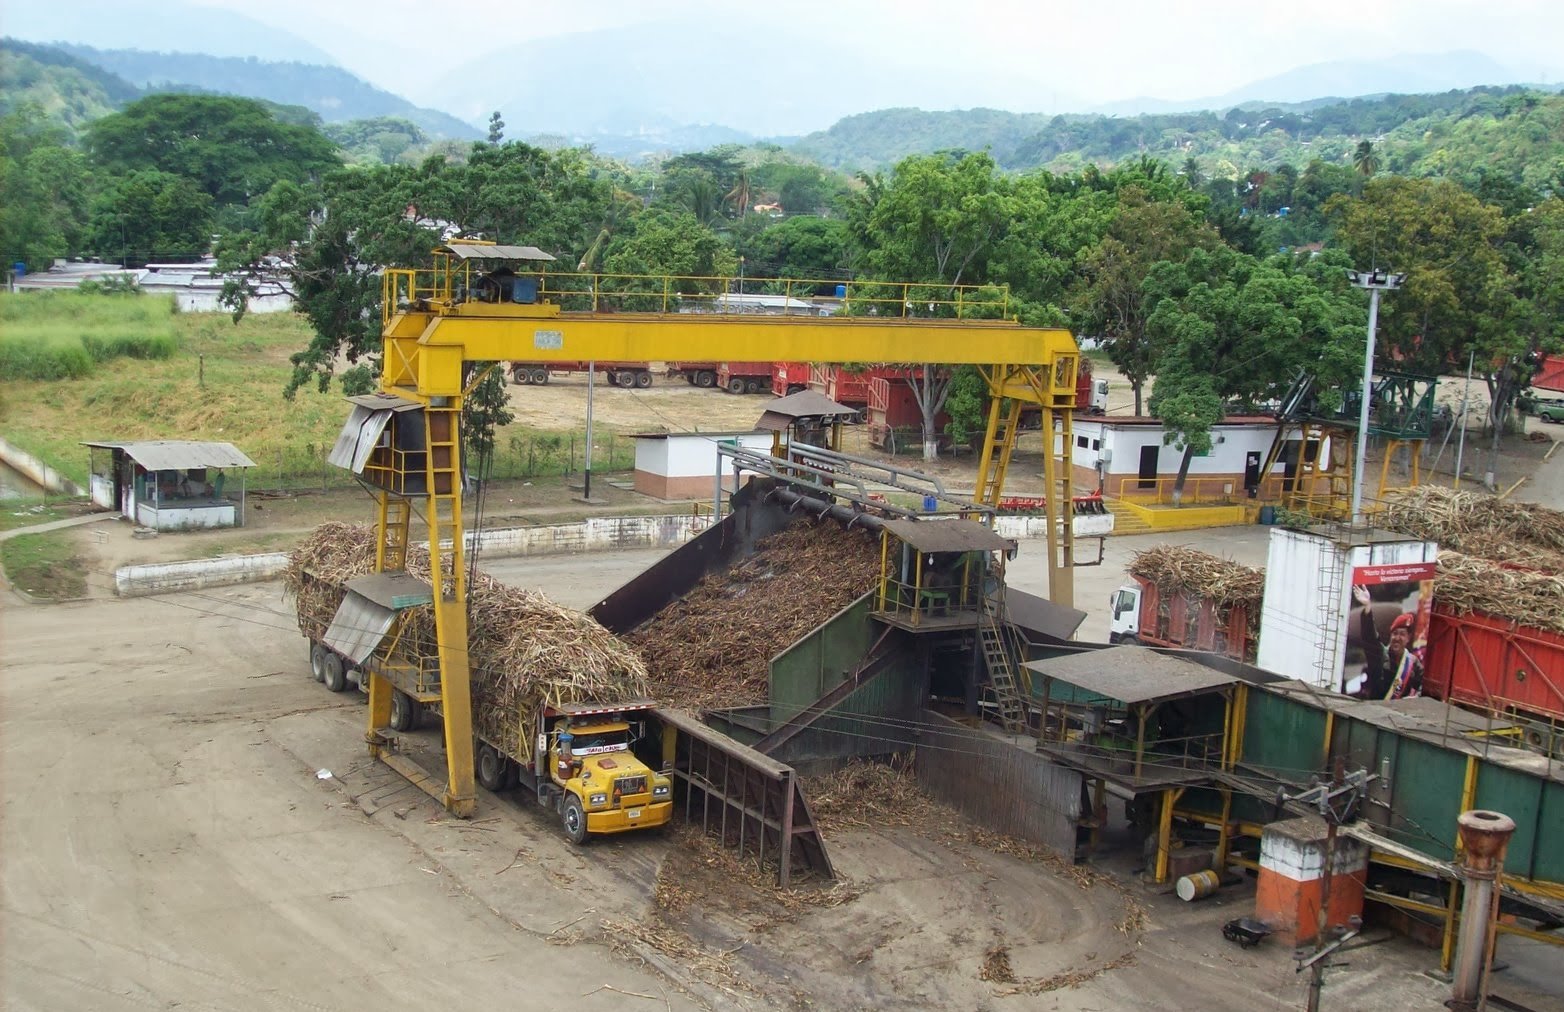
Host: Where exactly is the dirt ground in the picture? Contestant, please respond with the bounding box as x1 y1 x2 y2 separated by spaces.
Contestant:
8 552 1561 1011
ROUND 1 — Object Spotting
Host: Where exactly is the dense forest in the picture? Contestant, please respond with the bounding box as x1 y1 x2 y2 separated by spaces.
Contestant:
1 41 1560 474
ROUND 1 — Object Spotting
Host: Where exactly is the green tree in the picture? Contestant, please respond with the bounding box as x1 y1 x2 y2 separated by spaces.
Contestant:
1352 140 1381 184
1070 185 1219 413
0 107 92 270
88 169 214 265
737 216 850 284
486 111 505 145
1143 247 1366 497
84 94 340 208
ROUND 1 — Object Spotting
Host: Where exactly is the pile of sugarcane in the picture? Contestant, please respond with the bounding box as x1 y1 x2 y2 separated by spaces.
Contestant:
627 518 883 711
1128 545 1265 610
285 523 649 758
1434 551 1564 635
1379 486 1564 564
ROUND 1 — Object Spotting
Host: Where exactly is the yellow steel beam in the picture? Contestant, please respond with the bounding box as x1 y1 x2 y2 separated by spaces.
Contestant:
385 307 1078 398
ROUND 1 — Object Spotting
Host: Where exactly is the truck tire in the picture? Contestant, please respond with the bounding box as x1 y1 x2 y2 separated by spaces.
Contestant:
728 377 746 394
610 371 631 388
745 378 762 394
476 744 509 792
530 368 548 385
1122 635 1143 647
696 370 716 388
562 794 589 845
510 365 528 384
390 689 421 732
309 642 326 682
634 370 653 388
322 652 347 692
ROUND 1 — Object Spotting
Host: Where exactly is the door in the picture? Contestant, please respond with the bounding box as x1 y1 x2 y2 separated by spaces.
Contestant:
1244 452 1262 495
1137 445 1158 489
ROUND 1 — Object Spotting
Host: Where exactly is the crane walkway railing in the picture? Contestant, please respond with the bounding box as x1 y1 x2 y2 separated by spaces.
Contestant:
383 266 1012 326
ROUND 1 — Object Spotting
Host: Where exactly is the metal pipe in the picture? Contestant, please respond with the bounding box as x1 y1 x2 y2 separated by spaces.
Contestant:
767 486 889 533
1451 809 1517 1011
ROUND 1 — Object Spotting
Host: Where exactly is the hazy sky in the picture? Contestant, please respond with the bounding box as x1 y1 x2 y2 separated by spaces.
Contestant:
183 0 1563 102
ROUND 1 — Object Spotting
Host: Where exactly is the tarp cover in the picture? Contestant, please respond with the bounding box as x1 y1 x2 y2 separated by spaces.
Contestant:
439 243 557 262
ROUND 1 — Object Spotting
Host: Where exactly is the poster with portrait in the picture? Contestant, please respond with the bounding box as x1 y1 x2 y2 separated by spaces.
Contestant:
1341 561 1437 699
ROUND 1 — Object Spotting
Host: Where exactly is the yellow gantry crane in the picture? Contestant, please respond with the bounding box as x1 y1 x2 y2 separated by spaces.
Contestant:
343 243 1080 816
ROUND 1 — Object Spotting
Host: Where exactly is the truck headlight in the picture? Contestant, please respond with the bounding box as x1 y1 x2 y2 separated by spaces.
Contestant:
589 792 608 806
653 785 670 797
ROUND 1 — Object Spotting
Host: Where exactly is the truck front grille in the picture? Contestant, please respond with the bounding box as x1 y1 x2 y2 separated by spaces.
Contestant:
614 775 648 801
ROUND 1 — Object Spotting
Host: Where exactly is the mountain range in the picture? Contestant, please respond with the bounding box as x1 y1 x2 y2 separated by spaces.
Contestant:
4 2 1560 161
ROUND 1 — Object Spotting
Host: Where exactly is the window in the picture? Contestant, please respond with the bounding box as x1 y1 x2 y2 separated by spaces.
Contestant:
1076 435 1089 449
1091 439 1101 451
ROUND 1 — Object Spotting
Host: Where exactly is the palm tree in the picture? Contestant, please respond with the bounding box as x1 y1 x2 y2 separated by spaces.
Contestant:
1352 140 1381 181
725 170 753 219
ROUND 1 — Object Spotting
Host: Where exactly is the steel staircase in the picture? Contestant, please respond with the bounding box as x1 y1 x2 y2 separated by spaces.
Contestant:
980 587 1031 734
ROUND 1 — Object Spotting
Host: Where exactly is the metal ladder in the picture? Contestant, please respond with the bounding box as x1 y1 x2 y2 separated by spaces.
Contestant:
980 589 1030 734
1315 533 1346 691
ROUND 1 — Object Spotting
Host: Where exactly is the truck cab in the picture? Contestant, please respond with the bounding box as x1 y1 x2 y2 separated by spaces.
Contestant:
546 712 673 844
1108 584 1142 643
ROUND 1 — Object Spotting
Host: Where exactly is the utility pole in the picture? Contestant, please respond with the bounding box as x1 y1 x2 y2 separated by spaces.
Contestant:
1346 268 1404 524
1283 759 1373 1012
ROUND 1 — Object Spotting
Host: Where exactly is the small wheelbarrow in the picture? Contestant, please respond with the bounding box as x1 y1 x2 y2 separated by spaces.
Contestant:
1222 917 1274 949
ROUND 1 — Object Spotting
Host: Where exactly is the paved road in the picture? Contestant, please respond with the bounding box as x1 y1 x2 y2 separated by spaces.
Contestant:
0 511 114 542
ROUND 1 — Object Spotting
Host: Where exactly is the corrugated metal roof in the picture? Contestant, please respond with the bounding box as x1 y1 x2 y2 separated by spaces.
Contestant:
1004 587 1087 643
345 572 432 611
81 440 255 470
328 395 424 474
323 591 397 665
1025 645 1238 706
438 243 557 262
759 389 857 419
881 518 1014 553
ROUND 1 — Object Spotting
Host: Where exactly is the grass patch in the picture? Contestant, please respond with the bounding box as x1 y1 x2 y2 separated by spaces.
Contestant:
0 502 73 532
1 530 86 599
0 291 179 380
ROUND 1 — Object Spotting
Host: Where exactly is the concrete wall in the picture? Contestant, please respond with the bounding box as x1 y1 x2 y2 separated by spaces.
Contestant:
116 514 715 597
0 436 87 496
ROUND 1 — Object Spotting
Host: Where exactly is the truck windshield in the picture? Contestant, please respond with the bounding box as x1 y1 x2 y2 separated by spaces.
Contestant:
569 730 628 754
1113 590 1136 616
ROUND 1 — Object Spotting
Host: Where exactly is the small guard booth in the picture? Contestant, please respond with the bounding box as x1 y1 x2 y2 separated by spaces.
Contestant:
83 440 254 530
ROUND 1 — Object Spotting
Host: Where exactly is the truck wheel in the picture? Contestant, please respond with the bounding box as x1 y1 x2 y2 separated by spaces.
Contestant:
1122 635 1143 647
511 365 528 384
634 370 652 389
390 689 420 732
309 642 326 682
696 370 716 388
617 371 636 388
745 378 762 394
476 744 509 792
322 652 347 692
562 794 589 845
728 377 746 394
530 368 548 385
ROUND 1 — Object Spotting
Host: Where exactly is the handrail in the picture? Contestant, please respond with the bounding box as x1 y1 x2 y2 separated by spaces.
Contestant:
382 267 1012 327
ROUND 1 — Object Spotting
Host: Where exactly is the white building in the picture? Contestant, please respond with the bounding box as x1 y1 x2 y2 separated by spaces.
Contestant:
1068 416 1329 501
631 430 774 500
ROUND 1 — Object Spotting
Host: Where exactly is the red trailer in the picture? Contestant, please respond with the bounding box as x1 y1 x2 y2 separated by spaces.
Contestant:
808 364 871 408
509 361 655 388
1108 574 1259 663
867 373 948 452
1423 606 1564 731
717 362 773 394
772 362 809 397
668 362 720 388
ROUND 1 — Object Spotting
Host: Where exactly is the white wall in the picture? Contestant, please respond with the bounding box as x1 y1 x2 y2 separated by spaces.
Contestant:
637 432 771 479
1257 527 1439 691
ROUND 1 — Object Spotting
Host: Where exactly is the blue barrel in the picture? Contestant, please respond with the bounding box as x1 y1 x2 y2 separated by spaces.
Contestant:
922 495 938 513
1258 505 1276 525
835 284 847 298
12 262 24 277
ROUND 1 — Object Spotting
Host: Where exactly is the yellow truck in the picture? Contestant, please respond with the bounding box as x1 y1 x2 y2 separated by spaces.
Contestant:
478 700 675 844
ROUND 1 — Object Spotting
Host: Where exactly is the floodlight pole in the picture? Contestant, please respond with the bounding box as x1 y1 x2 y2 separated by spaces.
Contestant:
1347 269 1404 525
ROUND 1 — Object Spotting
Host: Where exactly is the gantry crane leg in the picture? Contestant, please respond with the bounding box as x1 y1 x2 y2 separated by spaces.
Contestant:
366 492 411 749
